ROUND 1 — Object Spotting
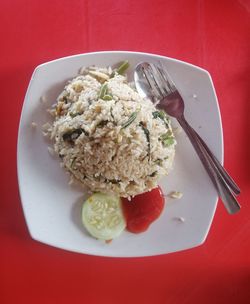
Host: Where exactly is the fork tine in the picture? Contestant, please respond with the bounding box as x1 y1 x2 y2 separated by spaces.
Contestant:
147 64 168 98
157 62 176 93
135 62 178 103
140 63 163 100
145 62 176 97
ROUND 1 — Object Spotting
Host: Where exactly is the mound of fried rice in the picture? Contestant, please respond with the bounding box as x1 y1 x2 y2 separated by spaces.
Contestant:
45 65 176 197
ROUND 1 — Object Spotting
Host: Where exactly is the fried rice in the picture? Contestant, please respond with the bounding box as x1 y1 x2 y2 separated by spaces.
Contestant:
45 64 176 197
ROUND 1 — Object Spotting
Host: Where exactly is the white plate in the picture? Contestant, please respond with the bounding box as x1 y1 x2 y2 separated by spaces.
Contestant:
17 51 223 257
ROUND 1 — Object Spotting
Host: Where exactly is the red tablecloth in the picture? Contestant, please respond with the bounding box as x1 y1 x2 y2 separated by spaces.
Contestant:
1 0 249 303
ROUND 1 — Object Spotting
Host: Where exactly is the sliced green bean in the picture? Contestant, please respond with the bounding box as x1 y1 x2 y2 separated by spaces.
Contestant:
111 60 129 77
160 131 175 147
116 60 129 75
98 83 108 99
102 94 113 101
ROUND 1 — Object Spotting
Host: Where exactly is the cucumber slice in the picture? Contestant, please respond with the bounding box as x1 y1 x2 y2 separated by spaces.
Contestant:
82 193 126 240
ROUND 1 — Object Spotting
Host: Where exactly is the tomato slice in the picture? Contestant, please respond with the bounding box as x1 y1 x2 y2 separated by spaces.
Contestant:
122 187 165 233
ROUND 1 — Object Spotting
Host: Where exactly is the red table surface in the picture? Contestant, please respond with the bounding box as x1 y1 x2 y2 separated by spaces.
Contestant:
1 0 249 303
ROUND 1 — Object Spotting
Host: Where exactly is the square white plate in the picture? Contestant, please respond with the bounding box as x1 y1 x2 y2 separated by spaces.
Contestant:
17 51 223 257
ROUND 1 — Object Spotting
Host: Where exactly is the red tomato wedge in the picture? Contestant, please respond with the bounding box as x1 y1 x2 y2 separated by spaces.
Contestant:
122 187 165 233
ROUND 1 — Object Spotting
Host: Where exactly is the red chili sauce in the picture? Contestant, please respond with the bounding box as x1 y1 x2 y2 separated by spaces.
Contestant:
122 186 165 233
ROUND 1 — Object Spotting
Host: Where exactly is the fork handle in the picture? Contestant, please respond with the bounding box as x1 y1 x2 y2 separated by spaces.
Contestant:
177 116 241 214
189 126 240 195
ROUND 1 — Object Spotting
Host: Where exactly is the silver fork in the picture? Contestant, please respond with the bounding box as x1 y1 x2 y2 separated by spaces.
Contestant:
134 62 241 214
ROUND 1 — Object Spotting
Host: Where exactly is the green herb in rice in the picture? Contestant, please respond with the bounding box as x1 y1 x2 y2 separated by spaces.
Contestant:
96 120 109 128
149 171 157 177
154 158 163 166
152 110 170 128
160 131 175 147
121 111 138 129
70 157 77 168
139 121 150 161
63 128 89 143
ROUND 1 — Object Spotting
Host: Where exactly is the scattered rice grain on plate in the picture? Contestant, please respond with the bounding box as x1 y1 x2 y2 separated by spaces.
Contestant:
47 108 56 116
40 95 47 104
173 216 185 222
79 66 86 75
47 146 55 156
173 126 182 135
68 176 75 186
42 122 52 131
169 191 183 199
